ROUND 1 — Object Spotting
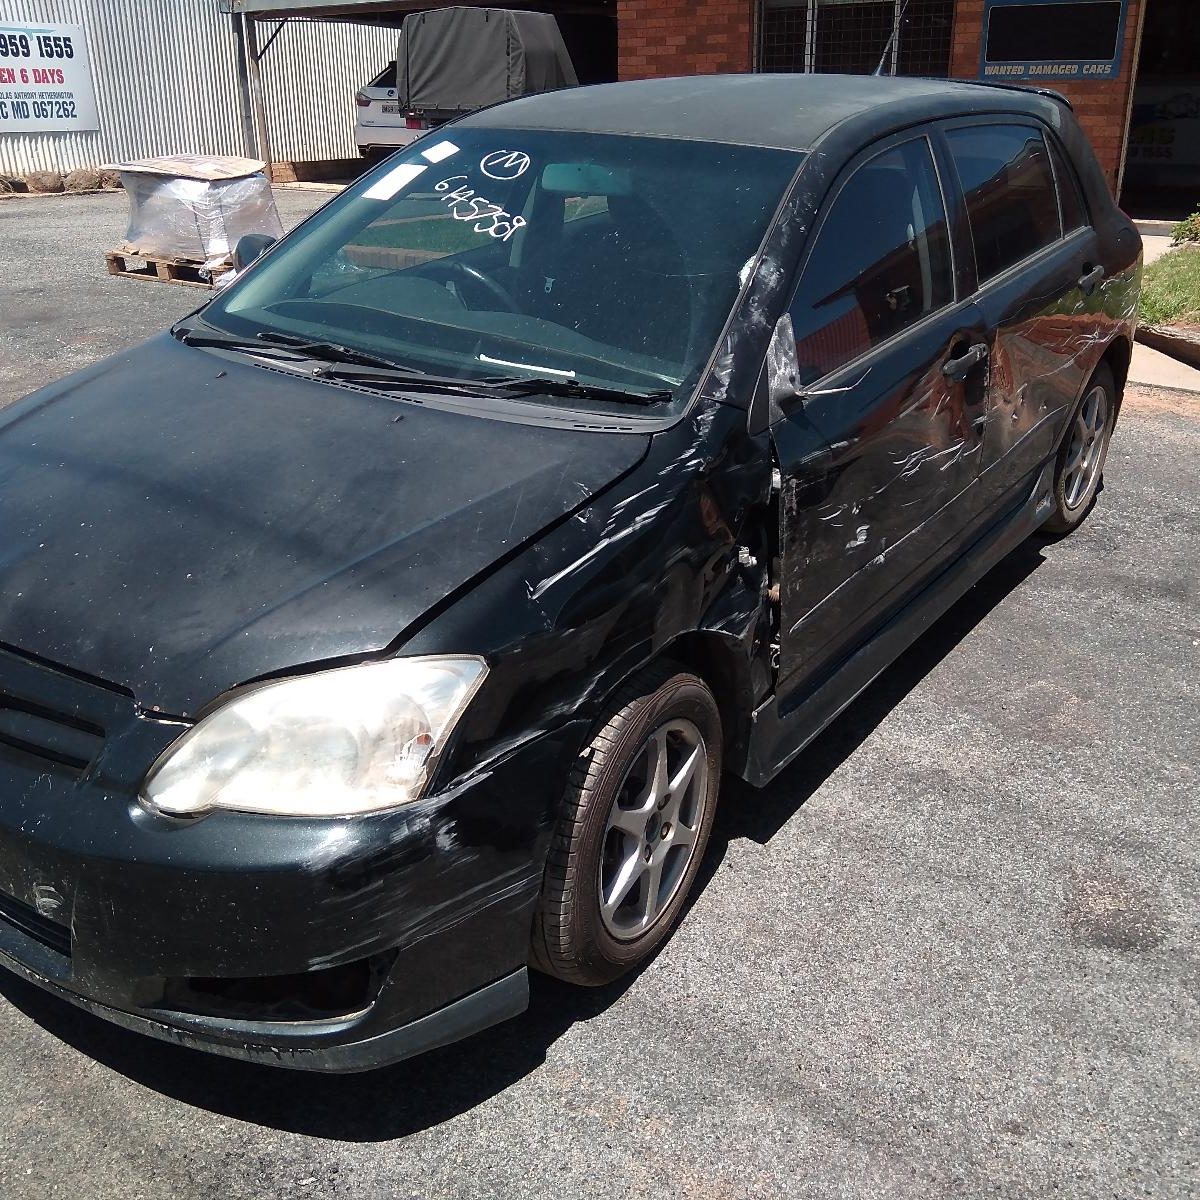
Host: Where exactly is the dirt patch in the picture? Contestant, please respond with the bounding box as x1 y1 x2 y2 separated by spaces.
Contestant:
1123 383 1200 417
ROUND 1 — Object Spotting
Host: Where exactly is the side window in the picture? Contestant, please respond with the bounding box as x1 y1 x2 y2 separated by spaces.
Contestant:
946 124 1062 283
1047 136 1088 233
789 138 954 385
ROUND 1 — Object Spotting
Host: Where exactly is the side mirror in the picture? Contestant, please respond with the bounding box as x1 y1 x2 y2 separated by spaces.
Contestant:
749 312 804 436
766 312 803 408
232 233 277 272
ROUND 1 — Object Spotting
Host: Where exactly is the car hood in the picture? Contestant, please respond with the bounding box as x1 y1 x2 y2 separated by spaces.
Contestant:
0 335 649 716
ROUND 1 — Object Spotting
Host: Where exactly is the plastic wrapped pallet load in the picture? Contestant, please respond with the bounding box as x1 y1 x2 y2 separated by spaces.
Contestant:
109 155 284 272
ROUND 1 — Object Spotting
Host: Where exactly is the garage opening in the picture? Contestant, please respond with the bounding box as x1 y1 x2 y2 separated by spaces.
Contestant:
1120 0 1200 217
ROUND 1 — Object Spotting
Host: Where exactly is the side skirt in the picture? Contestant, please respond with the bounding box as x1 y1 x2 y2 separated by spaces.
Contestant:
741 459 1055 788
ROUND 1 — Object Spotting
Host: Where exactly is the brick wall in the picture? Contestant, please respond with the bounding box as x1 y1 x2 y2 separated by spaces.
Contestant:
617 0 755 80
616 0 1143 190
950 0 1145 190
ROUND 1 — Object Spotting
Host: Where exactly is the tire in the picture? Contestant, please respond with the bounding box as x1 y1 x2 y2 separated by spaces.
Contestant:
531 663 723 987
1042 363 1117 535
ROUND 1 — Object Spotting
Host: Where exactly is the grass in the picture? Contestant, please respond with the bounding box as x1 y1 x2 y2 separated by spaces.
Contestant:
1140 244 1200 327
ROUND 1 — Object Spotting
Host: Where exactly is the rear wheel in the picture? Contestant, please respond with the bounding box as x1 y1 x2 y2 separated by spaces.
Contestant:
1042 363 1116 535
531 665 722 986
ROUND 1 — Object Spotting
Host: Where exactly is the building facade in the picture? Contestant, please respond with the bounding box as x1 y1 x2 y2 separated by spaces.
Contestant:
618 0 1195 198
4 0 1194 201
0 0 393 178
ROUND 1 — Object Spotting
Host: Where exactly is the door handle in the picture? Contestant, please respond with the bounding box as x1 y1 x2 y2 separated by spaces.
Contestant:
942 342 989 384
1079 264 1105 293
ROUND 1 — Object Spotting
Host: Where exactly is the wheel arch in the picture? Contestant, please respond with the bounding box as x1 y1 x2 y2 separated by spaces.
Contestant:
656 629 759 780
1101 334 1132 415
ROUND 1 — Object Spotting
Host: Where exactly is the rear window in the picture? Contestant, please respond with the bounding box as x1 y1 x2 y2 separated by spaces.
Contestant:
946 125 1062 283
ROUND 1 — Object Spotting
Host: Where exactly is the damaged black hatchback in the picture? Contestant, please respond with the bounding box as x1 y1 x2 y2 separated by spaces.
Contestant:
0 75 1140 1071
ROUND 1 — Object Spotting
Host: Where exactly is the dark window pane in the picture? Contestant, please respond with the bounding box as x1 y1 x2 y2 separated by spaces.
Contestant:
813 2 893 75
985 2 1122 63
895 0 954 77
947 125 1062 282
760 4 808 73
758 0 953 78
790 138 953 384
1048 136 1088 232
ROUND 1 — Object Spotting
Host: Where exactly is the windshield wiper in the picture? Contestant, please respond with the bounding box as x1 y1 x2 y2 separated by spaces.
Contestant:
254 331 408 371
173 325 300 358
174 325 438 379
488 376 673 408
308 364 671 407
303 362 489 395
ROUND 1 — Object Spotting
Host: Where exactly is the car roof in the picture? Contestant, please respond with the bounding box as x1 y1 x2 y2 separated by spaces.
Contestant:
460 73 1066 153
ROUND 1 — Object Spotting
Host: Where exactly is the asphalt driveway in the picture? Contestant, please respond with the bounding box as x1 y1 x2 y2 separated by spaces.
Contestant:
0 192 1196 1199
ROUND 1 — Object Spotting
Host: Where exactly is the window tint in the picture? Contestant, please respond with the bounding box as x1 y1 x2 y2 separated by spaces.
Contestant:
790 138 954 385
1048 136 1087 233
564 194 609 224
946 125 1062 282
209 130 800 408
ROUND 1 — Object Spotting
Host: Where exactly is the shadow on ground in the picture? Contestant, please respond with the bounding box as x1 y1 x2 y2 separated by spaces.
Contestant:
0 542 1047 1141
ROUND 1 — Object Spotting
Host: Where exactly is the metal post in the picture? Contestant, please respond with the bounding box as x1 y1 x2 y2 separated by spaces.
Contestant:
243 16 274 178
232 13 258 160
1115 0 1150 198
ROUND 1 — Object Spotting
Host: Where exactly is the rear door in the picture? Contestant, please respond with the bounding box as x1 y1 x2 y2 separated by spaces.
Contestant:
772 130 992 700
939 120 1103 509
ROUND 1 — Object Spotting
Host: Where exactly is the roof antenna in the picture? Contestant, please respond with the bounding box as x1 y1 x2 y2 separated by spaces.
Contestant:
874 0 913 77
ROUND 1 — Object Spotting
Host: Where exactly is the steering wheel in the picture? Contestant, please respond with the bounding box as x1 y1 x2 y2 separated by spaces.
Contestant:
446 261 521 313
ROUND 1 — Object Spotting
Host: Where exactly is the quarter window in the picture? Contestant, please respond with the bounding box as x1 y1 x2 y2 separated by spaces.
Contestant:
789 138 954 385
946 125 1062 282
1048 136 1087 233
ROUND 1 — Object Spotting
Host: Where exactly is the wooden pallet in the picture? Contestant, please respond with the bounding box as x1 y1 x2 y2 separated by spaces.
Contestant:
104 249 230 289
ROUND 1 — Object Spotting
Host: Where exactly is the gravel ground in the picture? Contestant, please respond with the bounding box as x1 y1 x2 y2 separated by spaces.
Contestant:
0 192 1196 1200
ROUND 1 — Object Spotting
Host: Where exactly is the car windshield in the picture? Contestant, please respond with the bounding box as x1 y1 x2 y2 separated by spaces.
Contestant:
201 129 801 412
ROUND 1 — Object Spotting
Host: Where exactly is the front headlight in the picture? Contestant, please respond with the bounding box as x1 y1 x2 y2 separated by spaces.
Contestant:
141 656 487 818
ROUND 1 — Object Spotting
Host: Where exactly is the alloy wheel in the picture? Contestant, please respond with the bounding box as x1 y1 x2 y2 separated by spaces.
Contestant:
598 718 710 941
1063 385 1110 510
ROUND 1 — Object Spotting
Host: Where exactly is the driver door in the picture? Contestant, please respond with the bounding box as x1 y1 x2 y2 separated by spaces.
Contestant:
771 131 992 703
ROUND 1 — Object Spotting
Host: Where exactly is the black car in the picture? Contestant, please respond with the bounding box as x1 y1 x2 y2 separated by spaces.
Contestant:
0 75 1140 1071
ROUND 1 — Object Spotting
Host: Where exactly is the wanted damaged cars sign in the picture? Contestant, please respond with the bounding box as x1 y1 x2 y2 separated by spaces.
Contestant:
0 23 99 133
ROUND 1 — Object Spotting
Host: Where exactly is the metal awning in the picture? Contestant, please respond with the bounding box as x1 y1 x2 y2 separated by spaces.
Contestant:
223 0 611 171
230 0 609 17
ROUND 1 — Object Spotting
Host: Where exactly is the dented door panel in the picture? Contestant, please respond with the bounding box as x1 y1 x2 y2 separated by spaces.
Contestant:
772 301 991 700
974 234 1108 508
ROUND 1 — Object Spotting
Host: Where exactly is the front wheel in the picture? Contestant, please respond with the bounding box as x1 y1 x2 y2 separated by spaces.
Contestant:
1042 363 1116 535
531 664 722 986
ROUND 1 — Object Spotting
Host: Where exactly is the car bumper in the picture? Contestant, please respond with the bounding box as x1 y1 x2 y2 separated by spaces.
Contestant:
0 934 529 1073
354 122 422 151
0 648 581 1070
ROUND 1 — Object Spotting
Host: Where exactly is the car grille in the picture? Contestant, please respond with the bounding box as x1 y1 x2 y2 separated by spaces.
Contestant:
0 889 72 958
0 699 104 772
0 645 130 775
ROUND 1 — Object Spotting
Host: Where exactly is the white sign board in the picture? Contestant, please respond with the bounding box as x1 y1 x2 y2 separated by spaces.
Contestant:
0 23 99 133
